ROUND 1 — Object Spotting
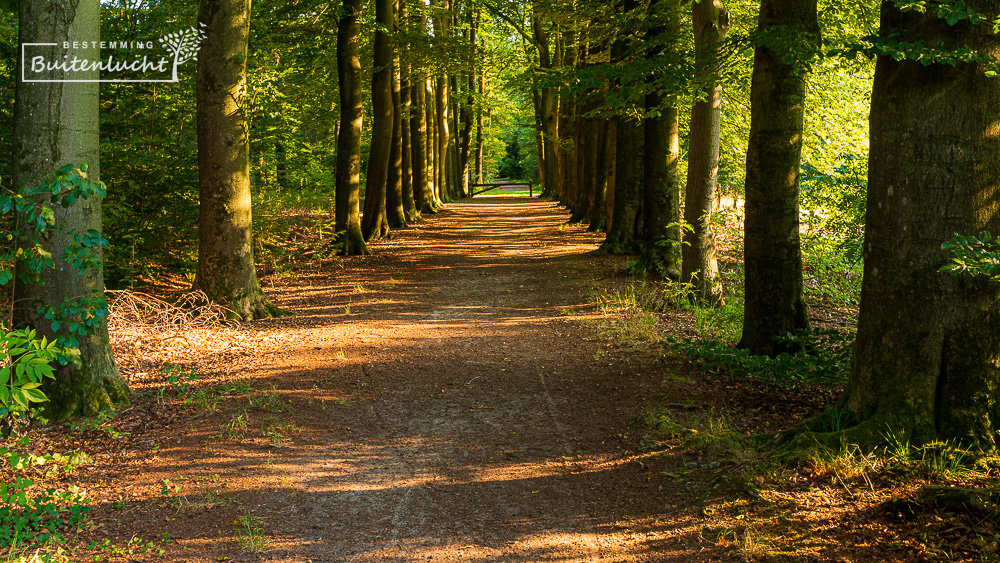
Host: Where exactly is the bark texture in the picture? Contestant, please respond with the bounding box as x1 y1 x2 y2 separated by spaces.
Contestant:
836 1 1000 450
681 0 728 305
641 0 682 279
195 0 278 320
601 116 643 253
362 0 395 241
386 26 407 230
335 0 369 255
13 0 128 418
411 79 428 214
738 0 816 355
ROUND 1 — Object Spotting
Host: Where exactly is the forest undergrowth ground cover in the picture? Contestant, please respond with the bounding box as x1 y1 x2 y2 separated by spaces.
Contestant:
1 196 998 563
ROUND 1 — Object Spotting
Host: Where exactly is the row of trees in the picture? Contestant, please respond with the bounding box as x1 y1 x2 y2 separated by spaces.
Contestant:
4 0 282 417
479 0 1000 450
2 0 999 452
336 0 497 254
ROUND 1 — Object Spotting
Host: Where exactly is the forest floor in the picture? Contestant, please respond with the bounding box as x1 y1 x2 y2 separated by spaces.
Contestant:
8 196 998 562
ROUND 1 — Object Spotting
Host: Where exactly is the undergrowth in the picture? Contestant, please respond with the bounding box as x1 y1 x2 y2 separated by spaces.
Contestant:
667 328 855 387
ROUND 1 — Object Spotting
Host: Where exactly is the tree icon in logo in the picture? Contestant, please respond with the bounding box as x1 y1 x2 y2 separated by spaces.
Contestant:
158 22 207 82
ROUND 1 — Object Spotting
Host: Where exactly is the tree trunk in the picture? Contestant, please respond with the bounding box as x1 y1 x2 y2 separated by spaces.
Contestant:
448 75 462 199
385 7 407 230
838 1 1000 450
458 16 476 199
475 67 485 184
738 0 816 355
435 75 450 202
400 3 416 223
335 0 369 255
13 0 128 418
275 141 288 190
601 115 643 253
361 0 394 241
588 116 608 232
682 0 729 305
604 117 617 233
641 0 682 280
195 0 278 319
411 79 428 214
425 76 440 210
642 104 681 278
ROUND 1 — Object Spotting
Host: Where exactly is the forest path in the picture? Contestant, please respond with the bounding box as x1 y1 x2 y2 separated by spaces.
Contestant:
99 197 706 562
243 196 700 562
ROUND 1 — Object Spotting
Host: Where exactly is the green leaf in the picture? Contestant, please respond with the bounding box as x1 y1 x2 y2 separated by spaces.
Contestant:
22 387 47 404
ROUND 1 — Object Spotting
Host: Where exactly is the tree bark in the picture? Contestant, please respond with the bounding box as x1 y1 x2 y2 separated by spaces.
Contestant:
195 0 278 319
837 0 1000 450
604 117 617 233
601 115 643 253
458 14 477 199
425 76 440 210
588 116 608 232
435 75 450 202
681 0 729 305
275 141 288 190
401 73 416 222
13 0 128 418
475 67 485 184
361 0 394 241
385 4 407 230
738 0 816 355
642 0 682 280
447 75 462 199
335 0 369 255
411 78 429 214
400 0 416 223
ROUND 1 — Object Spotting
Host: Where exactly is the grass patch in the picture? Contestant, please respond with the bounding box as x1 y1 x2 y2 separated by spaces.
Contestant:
233 512 271 554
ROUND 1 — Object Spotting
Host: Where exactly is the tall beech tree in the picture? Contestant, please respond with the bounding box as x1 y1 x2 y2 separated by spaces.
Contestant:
738 0 817 355
335 0 369 255
400 0 417 222
386 11 408 230
803 1 1000 449
195 0 279 319
681 0 729 304
13 0 128 418
642 0 683 279
601 0 642 254
411 73 429 214
362 0 395 241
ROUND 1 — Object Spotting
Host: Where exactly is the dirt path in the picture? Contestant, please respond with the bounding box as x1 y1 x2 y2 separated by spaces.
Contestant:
73 197 711 562
248 197 695 562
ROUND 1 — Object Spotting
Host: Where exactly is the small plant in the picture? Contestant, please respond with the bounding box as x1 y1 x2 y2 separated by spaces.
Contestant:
218 409 249 439
160 363 199 394
0 329 65 437
817 406 853 433
805 442 877 480
920 441 970 480
189 390 218 412
248 387 290 413
159 478 181 496
66 409 128 438
263 419 299 447
233 512 270 554
0 436 93 551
